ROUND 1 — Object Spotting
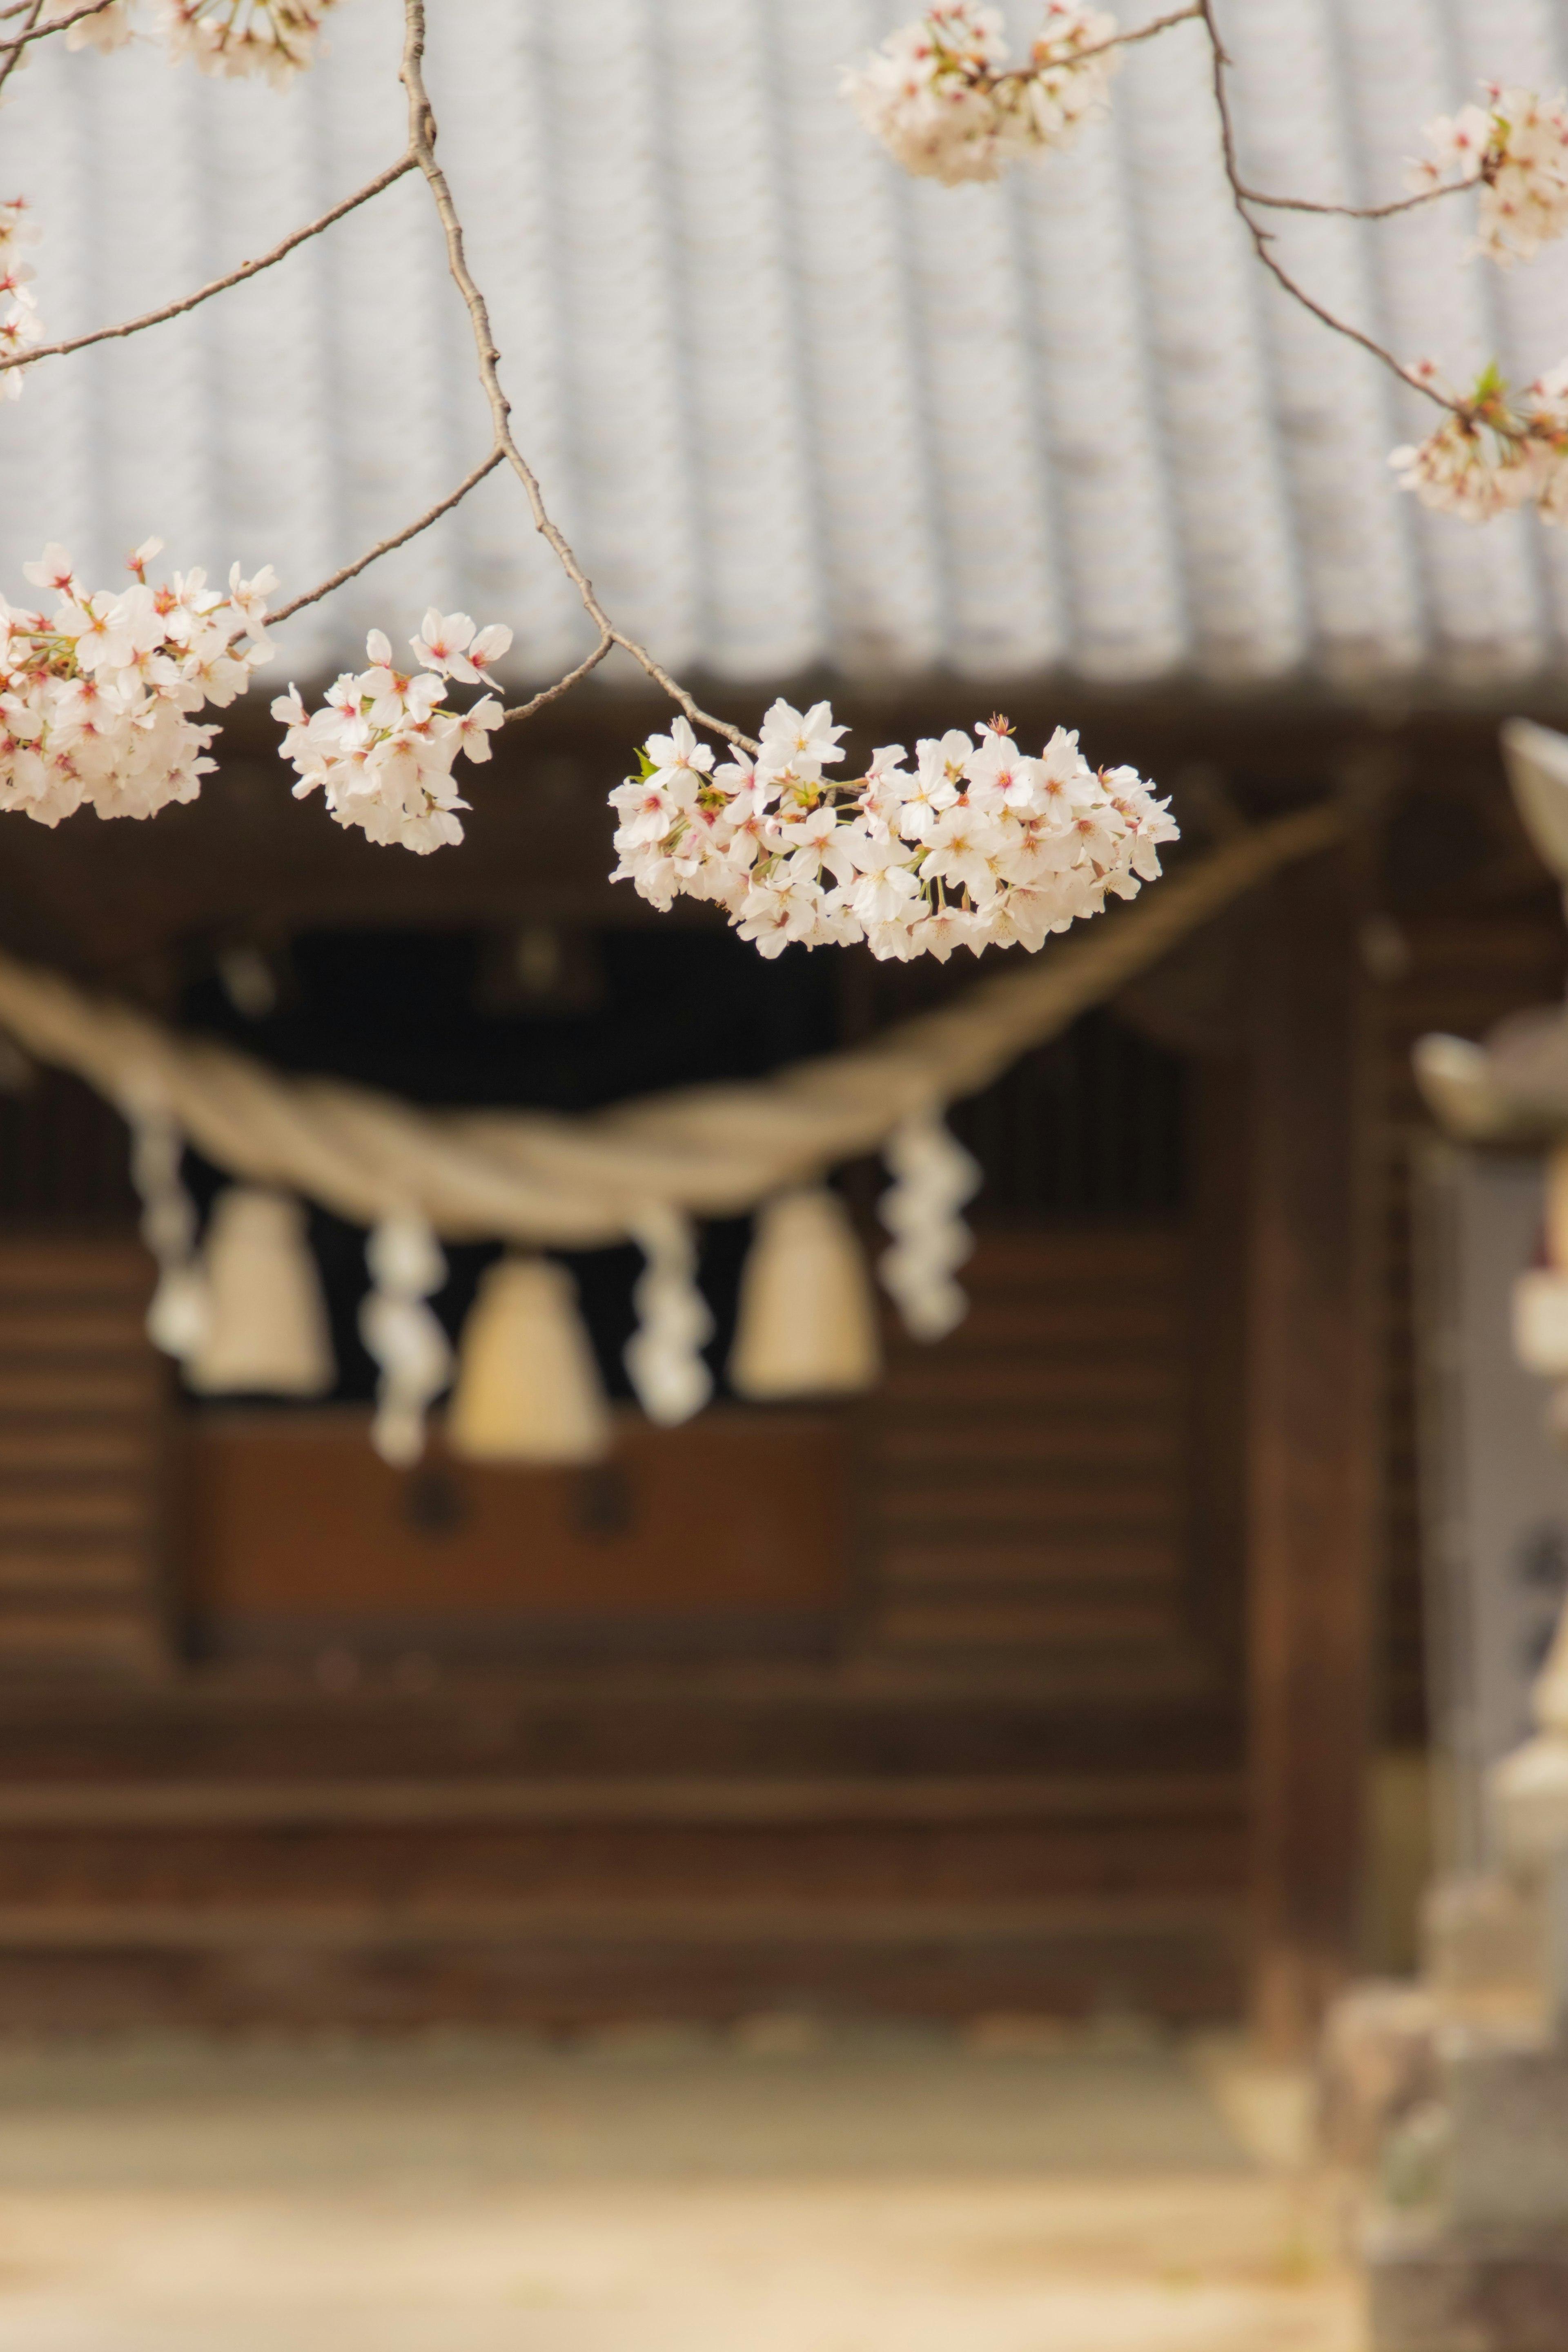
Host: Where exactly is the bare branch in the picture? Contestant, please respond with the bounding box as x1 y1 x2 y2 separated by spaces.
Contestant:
1037 3 1202 71
0 0 42 99
500 635 616 727
269 446 507 624
397 0 760 757
1194 0 1456 414
0 150 418 376
1239 178 1472 223
4 0 116 50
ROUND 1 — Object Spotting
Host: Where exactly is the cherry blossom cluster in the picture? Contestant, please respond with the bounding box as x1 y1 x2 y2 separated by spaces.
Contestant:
0 539 275 829
609 699 1178 964
272 611 510 855
1392 359 1568 524
0 198 38 401
842 2 1118 188
1411 84 1568 267
50 0 340 82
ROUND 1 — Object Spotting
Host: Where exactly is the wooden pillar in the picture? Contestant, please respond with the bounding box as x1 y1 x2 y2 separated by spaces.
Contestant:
1246 846 1378 2051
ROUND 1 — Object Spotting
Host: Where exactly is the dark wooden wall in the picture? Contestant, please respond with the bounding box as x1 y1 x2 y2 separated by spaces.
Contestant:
0 699 1558 2032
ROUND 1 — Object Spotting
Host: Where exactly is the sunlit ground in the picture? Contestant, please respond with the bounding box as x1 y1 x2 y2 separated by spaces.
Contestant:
0 2022 1361 2351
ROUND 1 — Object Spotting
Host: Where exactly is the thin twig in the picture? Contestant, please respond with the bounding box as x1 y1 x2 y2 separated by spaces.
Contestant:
1039 2 1202 71
398 0 759 755
269 446 507 624
1194 0 1455 413
0 0 42 100
4 0 116 49
1239 179 1471 223
0 150 417 375
500 635 616 728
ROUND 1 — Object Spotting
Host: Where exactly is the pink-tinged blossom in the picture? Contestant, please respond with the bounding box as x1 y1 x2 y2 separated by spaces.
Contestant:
46 0 338 76
408 612 513 687
1389 359 1568 524
610 699 1176 965
1410 85 1568 266
644 715 715 794
0 544 274 828
0 196 41 402
22 544 77 596
756 698 849 783
273 621 511 855
44 0 134 53
154 0 341 84
843 3 1118 188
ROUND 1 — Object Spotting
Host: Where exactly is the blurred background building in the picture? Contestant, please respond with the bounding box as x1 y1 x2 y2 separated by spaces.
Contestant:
0 0 1564 2062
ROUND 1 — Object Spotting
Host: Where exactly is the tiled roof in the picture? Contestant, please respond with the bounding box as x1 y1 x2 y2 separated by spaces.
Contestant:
3 0 1568 695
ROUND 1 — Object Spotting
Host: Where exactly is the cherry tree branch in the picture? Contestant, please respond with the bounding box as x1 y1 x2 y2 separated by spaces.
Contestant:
500 635 616 728
988 2 1201 77
0 0 42 99
1239 180 1472 223
1194 0 1458 413
0 149 418 376
4 0 116 49
268 445 507 624
396 0 759 755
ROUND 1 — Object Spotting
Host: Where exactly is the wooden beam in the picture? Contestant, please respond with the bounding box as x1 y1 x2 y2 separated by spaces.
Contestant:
1245 846 1378 2051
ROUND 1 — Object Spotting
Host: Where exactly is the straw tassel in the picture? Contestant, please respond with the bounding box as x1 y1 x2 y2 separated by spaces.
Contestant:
730 1189 881 1400
185 1187 334 1397
448 1256 610 1465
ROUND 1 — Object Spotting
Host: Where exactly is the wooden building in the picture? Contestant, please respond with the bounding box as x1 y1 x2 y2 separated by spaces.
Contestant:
0 684 1559 2047
2 0 1567 2043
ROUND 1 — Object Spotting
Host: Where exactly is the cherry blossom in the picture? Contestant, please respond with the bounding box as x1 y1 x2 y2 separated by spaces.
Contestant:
42 0 134 52
155 0 341 85
42 0 338 79
843 2 1118 187
1410 84 1568 267
1391 359 1568 524
0 196 40 401
272 615 511 855
0 539 275 828
609 698 1177 964
408 606 511 686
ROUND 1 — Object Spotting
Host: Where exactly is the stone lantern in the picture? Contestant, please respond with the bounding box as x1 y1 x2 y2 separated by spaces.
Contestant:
1368 720 1568 2351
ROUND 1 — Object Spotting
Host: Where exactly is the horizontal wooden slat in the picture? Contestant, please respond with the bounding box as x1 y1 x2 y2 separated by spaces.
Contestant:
872 1598 1183 1648
0 1485 150 1536
0 1427 149 1473
866 1221 1194 1663
922 1304 1183 1351
0 1307 151 1353
0 1771 1244 1829
0 1608 163 1670
957 1230 1184 1283
0 1894 1247 1951
875 1489 1182 1539
0 1542 150 1595
0 1239 150 1291
873 1423 1181 1471
880 1537 1180 1590
879 1360 1183 1409
0 1365 160 1414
